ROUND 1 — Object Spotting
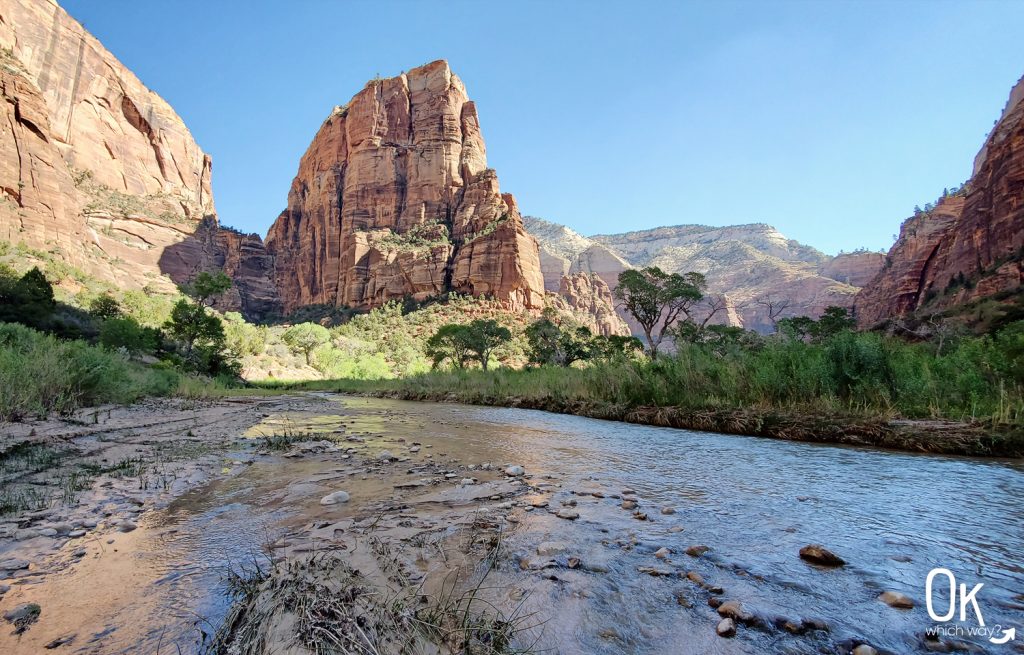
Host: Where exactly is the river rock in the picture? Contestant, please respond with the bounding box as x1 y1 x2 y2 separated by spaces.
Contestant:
68 529 86 538
320 491 351 505
717 617 736 638
556 509 579 520
668 526 684 533
654 547 671 559
3 602 40 631
0 558 30 571
799 544 845 567
660 507 676 515
44 634 76 649
118 521 138 533
37 528 57 537
686 571 705 585
717 600 753 622
504 465 525 476
621 500 637 510
409 446 421 453
537 542 569 556
378 450 395 461
686 545 710 557
878 591 914 609
852 646 878 655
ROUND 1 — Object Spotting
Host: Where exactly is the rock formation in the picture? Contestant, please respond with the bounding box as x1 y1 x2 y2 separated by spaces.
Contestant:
856 75 1024 326
525 217 877 334
818 251 887 288
551 272 629 336
264 60 545 315
0 0 279 317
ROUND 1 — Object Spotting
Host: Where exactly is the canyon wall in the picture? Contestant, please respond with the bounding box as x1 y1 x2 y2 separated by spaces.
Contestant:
0 0 279 316
264 60 545 315
525 217 878 334
856 75 1024 326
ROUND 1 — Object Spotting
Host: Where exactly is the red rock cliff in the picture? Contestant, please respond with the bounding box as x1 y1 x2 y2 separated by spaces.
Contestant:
856 74 1024 326
264 60 545 314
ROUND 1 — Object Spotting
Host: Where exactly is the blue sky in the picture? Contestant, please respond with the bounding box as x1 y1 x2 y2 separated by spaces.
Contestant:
62 0 1023 254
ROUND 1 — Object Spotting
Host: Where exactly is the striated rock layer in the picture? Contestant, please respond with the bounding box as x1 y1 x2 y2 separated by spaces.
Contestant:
552 272 629 336
856 74 1024 326
265 60 545 315
0 0 279 317
525 217 877 334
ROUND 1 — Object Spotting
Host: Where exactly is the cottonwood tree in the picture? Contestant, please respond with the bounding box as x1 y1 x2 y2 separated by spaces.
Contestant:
282 322 330 365
613 267 705 358
427 319 511 371
426 324 474 369
165 299 225 356
525 316 594 367
462 319 511 371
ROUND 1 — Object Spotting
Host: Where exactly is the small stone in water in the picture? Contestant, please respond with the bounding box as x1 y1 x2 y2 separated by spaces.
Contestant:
686 545 710 557
320 491 351 505
660 506 676 515
621 500 637 510
852 646 878 655
799 544 845 567
654 547 671 559
504 465 525 476
878 591 914 609
716 617 736 638
556 509 579 520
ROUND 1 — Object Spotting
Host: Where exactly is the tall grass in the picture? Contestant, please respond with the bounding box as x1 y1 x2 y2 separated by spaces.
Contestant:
289 328 1024 426
0 322 231 421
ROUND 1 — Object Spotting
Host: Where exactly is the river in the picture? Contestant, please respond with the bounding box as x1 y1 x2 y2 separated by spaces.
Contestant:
1 394 1021 654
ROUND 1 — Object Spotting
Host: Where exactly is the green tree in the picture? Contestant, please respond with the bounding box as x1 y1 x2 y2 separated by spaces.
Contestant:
613 267 705 358
426 323 474 370
462 319 511 371
223 312 267 357
89 293 122 319
777 315 817 341
812 306 857 342
525 317 595 367
187 271 232 307
0 267 55 329
164 298 225 356
590 334 644 359
282 322 330 365
99 317 159 355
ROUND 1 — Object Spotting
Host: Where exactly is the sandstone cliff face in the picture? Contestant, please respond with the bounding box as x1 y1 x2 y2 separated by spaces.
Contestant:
525 217 865 334
0 0 279 317
265 61 545 315
817 251 886 288
552 272 629 336
856 74 1024 326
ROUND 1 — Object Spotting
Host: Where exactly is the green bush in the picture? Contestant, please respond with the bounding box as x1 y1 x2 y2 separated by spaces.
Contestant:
99 317 159 355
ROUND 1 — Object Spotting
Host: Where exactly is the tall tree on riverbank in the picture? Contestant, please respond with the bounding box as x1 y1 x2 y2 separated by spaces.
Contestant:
614 267 705 358
427 319 511 371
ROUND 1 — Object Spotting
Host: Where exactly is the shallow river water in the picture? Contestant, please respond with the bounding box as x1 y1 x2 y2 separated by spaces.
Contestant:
4 395 1023 654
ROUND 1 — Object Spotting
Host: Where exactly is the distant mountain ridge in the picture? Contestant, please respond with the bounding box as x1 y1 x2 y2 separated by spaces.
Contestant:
524 217 884 333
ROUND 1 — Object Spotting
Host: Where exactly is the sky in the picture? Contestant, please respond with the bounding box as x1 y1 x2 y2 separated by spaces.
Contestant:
62 0 1024 255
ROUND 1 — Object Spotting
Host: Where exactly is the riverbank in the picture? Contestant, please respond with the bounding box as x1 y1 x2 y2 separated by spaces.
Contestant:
276 373 1024 458
0 394 536 653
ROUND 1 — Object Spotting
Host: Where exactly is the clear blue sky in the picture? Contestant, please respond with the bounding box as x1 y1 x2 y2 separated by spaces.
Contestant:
62 0 1023 254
